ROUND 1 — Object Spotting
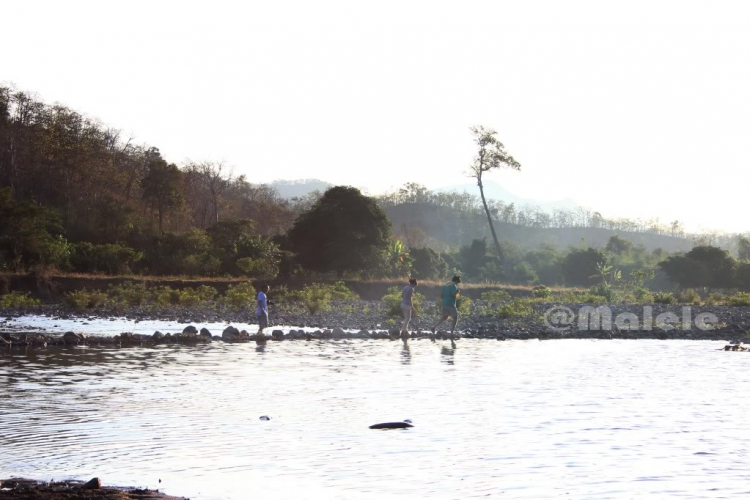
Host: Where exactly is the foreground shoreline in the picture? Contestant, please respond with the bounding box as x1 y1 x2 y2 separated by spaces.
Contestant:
0 477 185 499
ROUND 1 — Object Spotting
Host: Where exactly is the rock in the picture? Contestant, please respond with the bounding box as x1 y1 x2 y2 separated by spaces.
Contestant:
222 326 240 341
272 330 284 340
152 331 164 340
82 477 101 490
182 325 198 335
63 331 84 345
332 327 346 337
259 415 271 421
199 328 212 339
0 336 10 347
357 329 371 338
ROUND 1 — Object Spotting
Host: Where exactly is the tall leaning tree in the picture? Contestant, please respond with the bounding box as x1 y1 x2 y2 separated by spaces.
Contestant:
469 125 521 265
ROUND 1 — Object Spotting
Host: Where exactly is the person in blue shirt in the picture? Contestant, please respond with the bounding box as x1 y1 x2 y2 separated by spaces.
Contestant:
256 284 270 334
431 275 461 340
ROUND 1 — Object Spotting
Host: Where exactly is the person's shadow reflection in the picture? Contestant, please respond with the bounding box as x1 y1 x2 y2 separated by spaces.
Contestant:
400 344 411 365
440 346 455 365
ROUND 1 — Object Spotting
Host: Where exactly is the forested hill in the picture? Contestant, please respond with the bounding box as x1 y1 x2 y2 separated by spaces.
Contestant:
0 84 732 275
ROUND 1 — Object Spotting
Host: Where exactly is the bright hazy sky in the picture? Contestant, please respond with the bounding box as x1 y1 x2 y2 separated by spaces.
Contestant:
3 0 749 233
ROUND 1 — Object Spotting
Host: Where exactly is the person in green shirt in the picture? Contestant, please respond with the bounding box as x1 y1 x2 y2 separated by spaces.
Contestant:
431 275 461 340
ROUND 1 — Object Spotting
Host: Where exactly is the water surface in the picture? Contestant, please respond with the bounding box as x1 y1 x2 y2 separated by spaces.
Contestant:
2 337 749 499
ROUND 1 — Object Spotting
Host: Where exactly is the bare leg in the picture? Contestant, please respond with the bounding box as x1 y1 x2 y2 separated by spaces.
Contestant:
401 304 412 333
432 315 449 334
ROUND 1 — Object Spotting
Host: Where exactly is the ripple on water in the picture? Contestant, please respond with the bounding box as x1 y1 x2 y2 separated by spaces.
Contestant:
2 338 750 499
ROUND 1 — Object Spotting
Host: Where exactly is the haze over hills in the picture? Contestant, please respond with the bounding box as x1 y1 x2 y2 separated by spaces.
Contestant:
269 179 333 199
263 178 718 254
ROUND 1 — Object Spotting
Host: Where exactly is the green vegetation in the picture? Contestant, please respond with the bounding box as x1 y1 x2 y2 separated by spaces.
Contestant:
289 282 359 315
496 299 534 318
727 292 750 306
653 292 676 305
480 290 512 304
287 186 391 278
0 291 41 309
64 289 108 310
3 84 750 299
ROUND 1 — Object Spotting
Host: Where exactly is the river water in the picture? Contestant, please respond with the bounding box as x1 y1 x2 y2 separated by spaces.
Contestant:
2 329 749 499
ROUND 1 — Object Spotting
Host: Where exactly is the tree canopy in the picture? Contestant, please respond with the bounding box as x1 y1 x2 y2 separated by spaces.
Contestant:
288 186 391 277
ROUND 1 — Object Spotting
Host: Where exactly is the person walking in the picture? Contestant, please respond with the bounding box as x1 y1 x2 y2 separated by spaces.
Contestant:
400 278 418 339
256 284 270 335
431 275 461 345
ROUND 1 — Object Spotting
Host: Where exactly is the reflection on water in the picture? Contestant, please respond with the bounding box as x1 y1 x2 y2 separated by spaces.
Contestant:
2 339 750 499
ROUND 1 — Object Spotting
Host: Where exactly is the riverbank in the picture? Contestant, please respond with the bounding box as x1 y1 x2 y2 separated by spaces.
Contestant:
0 478 185 499
2 300 750 345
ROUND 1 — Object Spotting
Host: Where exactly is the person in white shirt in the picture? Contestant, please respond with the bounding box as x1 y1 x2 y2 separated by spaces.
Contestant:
400 278 418 337
256 284 270 334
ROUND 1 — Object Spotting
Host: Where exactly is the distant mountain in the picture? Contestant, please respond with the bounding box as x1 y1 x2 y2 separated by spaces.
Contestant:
438 180 580 212
269 179 332 199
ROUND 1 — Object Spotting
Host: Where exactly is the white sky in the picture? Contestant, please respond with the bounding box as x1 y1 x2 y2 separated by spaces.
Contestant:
2 0 749 233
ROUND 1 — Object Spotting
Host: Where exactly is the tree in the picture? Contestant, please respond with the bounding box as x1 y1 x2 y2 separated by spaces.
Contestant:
605 235 633 255
561 248 608 286
0 187 68 270
458 238 494 279
288 186 391 277
141 150 183 235
410 247 448 280
659 245 736 289
468 126 520 266
738 237 750 261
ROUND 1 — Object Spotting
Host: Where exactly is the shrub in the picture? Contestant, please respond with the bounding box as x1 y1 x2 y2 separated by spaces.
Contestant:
653 292 676 305
632 286 654 304
532 285 552 299
327 281 359 301
481 290 512 304
223 282 256 310
70 242 142 275
64 289 108 309
0 291 41 309
727 292 750 306
296 284 332 314
705 293 727 305
107 282 149 307
457 296 472 315
677 288 701 304
496 299 534 318
589 284 617 303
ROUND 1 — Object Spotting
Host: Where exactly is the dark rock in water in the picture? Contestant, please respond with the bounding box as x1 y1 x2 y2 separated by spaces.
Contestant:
305 333 314 341
260 415 271 421
272 330 284 340
0 336 10 347
369 420 414 429
63 331 84 345
222 326 240 341
199 327 211 338
82 477 101 490
152 331 164 340
332 327 345 337
182 325 198 335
